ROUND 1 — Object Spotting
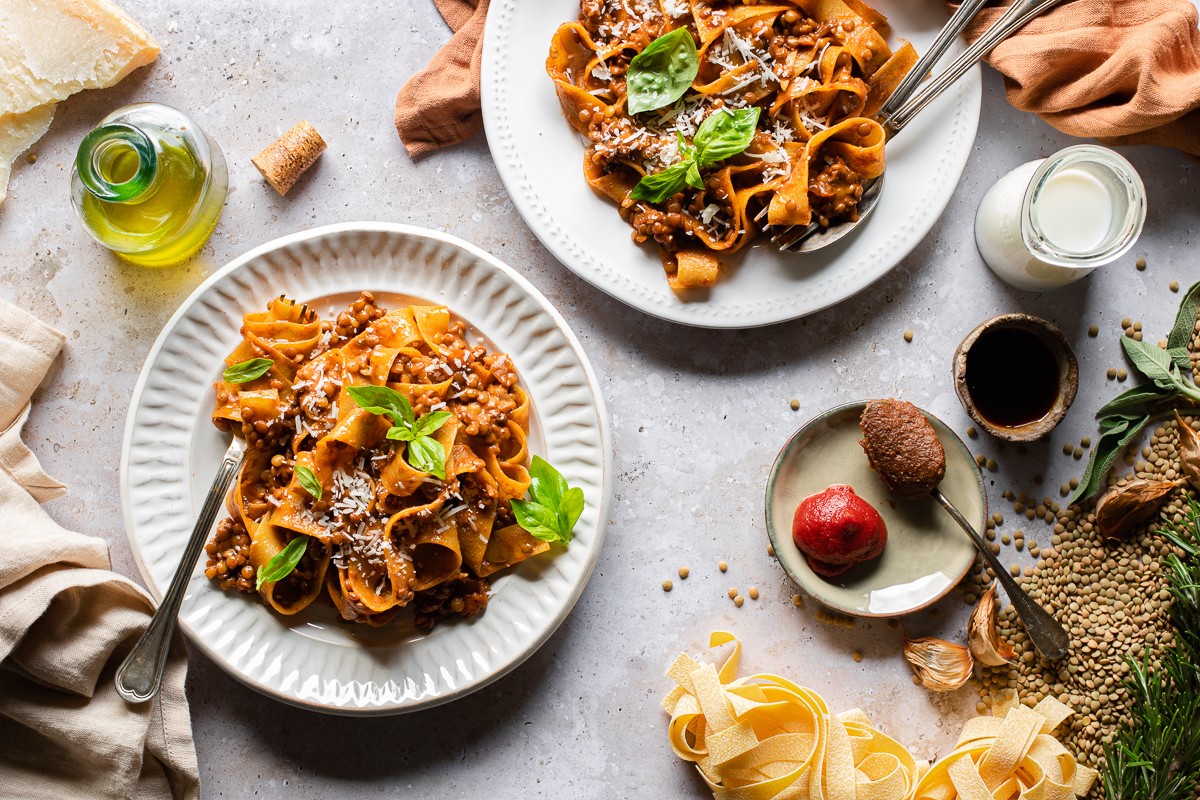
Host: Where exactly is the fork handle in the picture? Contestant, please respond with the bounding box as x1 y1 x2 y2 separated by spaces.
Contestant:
883 0 1067 136
874 0 991 120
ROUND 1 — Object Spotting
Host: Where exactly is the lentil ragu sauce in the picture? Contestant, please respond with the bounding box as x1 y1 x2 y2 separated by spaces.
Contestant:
206 292 550 630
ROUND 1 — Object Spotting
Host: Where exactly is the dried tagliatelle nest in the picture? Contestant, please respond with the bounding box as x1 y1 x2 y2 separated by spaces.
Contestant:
903 636 974 691
662 632 1098 800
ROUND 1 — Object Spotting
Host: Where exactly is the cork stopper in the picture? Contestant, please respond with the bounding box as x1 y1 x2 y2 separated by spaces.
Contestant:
251 120 326 196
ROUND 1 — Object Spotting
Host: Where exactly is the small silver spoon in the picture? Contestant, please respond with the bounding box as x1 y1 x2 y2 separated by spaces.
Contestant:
115 436 247 703
773 0 1067 253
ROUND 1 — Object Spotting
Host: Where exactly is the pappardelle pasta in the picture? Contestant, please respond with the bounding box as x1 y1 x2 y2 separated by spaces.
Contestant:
547 0 917 290
204 292 571 629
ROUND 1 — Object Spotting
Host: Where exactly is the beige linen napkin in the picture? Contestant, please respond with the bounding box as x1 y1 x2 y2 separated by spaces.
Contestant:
960 0 1200 154
0 299 199 800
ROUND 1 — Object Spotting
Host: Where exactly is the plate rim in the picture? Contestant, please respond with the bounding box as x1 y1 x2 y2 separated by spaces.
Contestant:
119 221 613 715
480 0 983 329
763 399 987 617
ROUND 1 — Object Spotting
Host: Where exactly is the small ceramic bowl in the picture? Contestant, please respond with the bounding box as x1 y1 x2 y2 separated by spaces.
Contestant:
952 313 1078 442
764 401 986 617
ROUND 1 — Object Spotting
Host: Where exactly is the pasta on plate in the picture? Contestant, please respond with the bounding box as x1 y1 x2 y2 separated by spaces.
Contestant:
204 292 553 629
547 0 917 290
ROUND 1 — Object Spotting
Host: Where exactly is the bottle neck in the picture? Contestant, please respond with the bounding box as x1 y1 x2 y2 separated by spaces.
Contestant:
76 123 159 202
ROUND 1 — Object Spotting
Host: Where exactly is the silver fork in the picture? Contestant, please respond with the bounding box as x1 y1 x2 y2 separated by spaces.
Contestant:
770 0 1066 253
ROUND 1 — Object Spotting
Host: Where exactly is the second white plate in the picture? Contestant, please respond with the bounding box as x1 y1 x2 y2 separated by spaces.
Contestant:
481 0 981 328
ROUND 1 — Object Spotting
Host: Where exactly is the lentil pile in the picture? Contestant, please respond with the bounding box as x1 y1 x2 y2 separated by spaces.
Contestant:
960 322 1200 785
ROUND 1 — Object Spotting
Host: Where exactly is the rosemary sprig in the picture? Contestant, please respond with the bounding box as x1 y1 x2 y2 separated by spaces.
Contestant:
1101 499 1200 800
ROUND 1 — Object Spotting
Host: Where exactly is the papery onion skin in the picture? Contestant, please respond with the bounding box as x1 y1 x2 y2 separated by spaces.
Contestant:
903 636 973 691
968 582 1015 667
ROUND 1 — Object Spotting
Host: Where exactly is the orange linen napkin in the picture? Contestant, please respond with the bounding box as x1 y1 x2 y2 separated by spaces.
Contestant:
0 299 198 800
396 0 490 157
961 0 1200 154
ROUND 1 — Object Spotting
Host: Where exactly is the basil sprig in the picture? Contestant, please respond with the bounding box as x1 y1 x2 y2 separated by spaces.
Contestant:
627 27 699 114
223 358 273 384
346 385 453 480
510 456 584 545
295 465 322 502
256 535 308 590
1072 280 1200 504
631 107 761 204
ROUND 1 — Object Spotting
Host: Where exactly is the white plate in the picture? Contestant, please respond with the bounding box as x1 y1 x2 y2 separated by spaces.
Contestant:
120 223 611 715
481 0 982 328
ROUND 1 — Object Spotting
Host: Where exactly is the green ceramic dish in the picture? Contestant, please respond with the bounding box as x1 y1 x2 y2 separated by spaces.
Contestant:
765 401 986 617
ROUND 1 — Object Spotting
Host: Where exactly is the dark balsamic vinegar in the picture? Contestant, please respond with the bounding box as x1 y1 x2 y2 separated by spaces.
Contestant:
965 327 1060 427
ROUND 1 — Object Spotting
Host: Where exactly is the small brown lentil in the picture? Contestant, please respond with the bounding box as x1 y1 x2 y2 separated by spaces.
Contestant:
986 458 998 471
1107 368 1117 380
727 587 738 599
678 566 690 579
1135 256 1147 270
791 593 803 606
789 399 800 411
1088 324 1099 337
719 561 728 573
852 651 863 663
1081 437 1091 448
1170 280 1180 292
903 330 914 343
766 544 775 558
748 586 760 600
1117 368 1128 382
967 426 978 438
662 580 673 592
734 595 745 608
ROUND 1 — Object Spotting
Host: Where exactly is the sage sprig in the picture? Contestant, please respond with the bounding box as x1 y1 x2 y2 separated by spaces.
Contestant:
1072 281 1200 504
256 535 308 590
631 107 761 203
511 456 584 545
346 385 453 480
626 28 699 114
223 358 273 384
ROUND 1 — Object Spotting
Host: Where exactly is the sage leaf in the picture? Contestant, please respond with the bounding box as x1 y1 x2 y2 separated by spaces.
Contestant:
626 28 699 114
1070 413 1150 505
295 465 322 501
1121 336 1176 385
1096 382 1173 417
223 358 273 384
1167 280 1200 356
693 108 761 165
256 535 308 590
405 435 446 480
630 159 692 203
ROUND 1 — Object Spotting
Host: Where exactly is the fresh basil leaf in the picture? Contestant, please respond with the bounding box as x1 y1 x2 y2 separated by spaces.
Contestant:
1070 413 1150 505
511 499 567 543
405 435 446 480
626 28 699 115
413 410 453 438
294 465 322 502
631 159 692 203
557 487 585 541
529 455 568 509
223 358 273 384
346 385 416 428
1121 336 1176 385
256 535 308 590
685 159 703 190
1168 281 1200 356
1095 382 1173 417
693 107 761 165
386 425 415 442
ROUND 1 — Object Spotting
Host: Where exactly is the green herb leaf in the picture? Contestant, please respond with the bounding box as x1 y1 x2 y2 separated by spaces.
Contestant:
510 498 568 543
405 436 446 480
529 455 568 509
346 385 415 428
512 457 583 545
1167 346 1192 374
223 358 274 384
413 410 453 438
256 535 308 590
693 107 761 165
1167 281 1200 357
294 465 322 502
1070 413 1150 505
630 159 692 203
626 28 699 114
1121 336 1176 386
386 425 415 442
1096 382 1174 417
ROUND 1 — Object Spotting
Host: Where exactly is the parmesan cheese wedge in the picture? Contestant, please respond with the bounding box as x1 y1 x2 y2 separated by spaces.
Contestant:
0 0 159 204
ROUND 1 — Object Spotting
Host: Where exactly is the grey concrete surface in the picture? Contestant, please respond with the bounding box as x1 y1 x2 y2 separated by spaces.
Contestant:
0 2 1195 797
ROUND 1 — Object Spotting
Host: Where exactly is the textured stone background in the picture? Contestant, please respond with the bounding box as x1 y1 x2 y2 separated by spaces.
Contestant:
0 2 1195 797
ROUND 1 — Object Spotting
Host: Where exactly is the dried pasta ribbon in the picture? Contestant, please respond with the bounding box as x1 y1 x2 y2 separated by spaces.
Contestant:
662 632 1098 800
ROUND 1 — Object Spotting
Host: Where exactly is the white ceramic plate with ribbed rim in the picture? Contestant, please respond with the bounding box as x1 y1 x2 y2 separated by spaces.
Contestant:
120 223 611 715
481 0 981 328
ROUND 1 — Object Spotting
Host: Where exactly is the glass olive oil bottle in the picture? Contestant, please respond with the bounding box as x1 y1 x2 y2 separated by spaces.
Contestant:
71 103 227 268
